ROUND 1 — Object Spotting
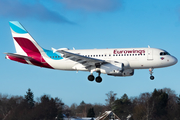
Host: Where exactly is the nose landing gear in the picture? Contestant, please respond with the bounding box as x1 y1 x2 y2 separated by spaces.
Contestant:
149 68 155 80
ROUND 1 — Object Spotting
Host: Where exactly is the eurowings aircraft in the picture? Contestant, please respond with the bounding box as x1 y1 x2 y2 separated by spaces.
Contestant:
5 21 178 83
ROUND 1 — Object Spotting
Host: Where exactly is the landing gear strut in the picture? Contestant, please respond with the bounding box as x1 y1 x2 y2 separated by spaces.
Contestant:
149 68 155 80
95 71 102 83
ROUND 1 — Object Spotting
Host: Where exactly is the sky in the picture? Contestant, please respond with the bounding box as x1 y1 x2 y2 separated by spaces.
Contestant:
0 0 180 106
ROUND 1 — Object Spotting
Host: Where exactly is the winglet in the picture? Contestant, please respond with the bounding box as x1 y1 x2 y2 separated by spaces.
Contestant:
52 48 57 53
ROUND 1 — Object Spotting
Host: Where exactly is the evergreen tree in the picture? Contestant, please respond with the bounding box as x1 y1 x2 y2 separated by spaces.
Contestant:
150 89 168 119
87 108 95 117
112 94 132 119
25 88 35 109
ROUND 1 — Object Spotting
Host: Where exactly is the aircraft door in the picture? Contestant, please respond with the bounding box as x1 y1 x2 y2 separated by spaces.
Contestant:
147 49 153 60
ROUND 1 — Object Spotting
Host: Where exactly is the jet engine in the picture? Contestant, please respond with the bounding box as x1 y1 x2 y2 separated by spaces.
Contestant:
108 69 134 76
99 61 134 76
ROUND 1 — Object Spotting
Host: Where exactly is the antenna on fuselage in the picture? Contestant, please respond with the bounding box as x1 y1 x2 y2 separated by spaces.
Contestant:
148 45 150 48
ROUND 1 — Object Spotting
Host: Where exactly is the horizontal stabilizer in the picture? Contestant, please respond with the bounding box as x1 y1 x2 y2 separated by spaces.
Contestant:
4 53 33 60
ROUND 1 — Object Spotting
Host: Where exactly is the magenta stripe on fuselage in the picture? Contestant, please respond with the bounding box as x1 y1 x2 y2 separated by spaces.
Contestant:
14 37 53 69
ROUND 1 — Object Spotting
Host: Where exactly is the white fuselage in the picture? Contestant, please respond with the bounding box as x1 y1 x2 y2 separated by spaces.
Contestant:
44 48 177 73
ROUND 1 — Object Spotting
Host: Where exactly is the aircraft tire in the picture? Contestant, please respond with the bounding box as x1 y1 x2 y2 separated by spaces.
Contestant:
88 75 95 81
150 76 155 80
95 76 102 83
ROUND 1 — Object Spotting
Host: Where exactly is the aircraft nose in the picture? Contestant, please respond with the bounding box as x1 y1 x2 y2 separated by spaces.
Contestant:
171 56 178 65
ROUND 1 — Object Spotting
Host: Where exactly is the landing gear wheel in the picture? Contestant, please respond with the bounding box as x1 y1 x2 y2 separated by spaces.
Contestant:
88 75 94 81
95 76 102 83
150 76 155 80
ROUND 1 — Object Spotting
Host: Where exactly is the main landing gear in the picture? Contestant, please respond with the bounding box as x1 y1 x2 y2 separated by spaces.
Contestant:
149 68 155 80
88 71 102 83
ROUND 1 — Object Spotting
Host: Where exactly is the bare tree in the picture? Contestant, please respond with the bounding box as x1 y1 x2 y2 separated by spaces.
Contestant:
105 91 117 110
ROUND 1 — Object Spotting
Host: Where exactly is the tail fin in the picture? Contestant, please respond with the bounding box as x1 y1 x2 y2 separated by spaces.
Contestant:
9 21 43 56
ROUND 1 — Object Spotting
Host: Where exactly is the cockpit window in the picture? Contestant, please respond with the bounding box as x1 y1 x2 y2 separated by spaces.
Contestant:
160 52 170 56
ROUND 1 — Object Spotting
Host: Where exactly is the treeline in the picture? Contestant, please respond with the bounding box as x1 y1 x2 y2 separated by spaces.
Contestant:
0 88 180 120
0 89 64 120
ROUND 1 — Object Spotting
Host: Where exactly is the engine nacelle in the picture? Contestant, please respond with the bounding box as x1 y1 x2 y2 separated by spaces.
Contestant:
100 62 124 74
108 69 134 76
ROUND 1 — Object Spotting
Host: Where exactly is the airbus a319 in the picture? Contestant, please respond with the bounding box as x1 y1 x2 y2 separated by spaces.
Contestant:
5 21 178 83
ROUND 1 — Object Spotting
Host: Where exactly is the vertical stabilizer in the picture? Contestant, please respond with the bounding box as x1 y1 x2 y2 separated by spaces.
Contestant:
9 21 43 55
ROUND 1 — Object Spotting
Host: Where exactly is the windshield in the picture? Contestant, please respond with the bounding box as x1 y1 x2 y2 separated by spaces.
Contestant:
160 51 170 56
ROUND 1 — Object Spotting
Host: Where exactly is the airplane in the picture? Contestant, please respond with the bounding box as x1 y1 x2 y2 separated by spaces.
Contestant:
5 21 178 83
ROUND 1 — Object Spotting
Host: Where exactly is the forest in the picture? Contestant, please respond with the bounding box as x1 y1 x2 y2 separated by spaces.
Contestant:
0 88 180 120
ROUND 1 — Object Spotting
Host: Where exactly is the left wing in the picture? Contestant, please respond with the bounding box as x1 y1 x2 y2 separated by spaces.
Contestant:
56 49 106 66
